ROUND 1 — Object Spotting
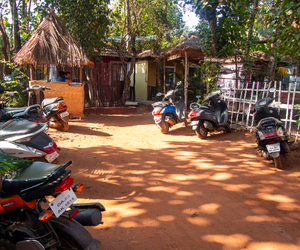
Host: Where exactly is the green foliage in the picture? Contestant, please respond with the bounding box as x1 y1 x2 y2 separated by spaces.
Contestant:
295 104 300 128
186 0 254 57
174 61 221 103
264 0 300 60
0 153 33 174
0 61 28 107
34 0 111 58
110 0 185 52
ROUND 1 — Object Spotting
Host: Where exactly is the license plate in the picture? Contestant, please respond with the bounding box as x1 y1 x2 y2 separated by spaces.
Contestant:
191 120 199 126
45 150 59 163
59 111 69 118
266 143 280 153
49 188 77 218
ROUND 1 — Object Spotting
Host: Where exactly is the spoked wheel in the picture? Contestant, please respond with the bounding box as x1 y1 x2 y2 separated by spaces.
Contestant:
274 156 282 169
159 120 169 134
196 122 207 139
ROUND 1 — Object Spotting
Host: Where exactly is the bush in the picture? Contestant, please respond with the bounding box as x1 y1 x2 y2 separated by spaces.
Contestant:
1 68 28 107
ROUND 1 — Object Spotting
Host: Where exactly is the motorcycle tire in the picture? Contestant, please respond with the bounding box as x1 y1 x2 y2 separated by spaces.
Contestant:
159 121 169 134
274 156 282 169
196 122 207 139
183 120 188 127
226 124 231 133
49 216 101 250
59 120 69 132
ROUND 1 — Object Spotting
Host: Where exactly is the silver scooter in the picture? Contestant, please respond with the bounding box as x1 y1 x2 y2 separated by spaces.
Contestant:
0 120 59 163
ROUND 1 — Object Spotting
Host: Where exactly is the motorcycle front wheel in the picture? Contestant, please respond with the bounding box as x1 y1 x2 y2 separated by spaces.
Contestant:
196 122 207 139
159 121 169 134
226 124 231 133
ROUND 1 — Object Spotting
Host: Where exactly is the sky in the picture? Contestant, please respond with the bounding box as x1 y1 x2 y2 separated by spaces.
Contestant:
181 7 198 29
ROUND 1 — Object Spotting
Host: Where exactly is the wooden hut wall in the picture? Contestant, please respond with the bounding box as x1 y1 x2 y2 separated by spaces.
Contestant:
84 58 124 107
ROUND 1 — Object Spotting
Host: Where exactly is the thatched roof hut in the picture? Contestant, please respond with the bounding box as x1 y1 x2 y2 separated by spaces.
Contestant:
96 44 132 59
14 10 91 67
161 35 204 61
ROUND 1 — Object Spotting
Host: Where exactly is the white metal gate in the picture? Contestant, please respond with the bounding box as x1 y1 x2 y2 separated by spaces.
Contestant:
221 80 300 139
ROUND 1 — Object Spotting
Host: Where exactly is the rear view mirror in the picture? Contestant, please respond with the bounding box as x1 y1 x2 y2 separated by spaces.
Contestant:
269 87 276 93
218 82 225 88
196 95 201 99
156 92 163 97
176 81 182 86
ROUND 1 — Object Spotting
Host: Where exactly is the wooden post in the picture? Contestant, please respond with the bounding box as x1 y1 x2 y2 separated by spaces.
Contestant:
235 55 238 89
30 65 34 80
163 58 166 94
80 65 83 82
184 51 188 110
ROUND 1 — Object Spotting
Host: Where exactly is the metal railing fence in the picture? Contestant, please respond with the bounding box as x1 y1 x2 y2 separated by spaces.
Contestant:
221 80 300 139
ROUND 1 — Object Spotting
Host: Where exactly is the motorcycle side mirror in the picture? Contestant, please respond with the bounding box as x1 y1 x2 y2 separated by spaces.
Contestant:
196 95 201 99
156 92 163 97
269 87 276 93
176 81 182 86
166 84 170 87
218 82 225 88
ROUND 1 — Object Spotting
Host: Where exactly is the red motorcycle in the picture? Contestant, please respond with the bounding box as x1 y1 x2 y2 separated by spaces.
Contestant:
0 154 105 250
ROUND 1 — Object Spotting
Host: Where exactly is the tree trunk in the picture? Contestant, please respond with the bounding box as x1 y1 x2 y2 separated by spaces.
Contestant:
9 0 22 53
208 13 217 56
246 0 259 55
0 23 10 61
0 22 12 75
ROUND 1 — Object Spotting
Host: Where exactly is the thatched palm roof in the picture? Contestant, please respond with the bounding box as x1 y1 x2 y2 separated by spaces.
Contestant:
162 35 201 55
159 35 204 61
14 10 91 67
96 44 132 58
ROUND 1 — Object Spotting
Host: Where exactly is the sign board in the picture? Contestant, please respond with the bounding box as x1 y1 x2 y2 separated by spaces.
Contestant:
204 57 226 63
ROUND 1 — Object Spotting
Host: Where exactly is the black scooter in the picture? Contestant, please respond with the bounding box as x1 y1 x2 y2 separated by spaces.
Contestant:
253 87 291 169
188 83 231 139
0 154 105 249
0 85 46 123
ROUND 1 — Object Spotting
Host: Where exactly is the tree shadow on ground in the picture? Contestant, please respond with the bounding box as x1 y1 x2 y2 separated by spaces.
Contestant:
57 131 300 250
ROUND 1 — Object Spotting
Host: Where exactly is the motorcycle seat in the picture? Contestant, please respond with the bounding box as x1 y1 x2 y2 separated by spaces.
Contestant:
152 101 170 108
0 121 43 139
1 162 66 196
257 117 282 128
0 107 27 120
42 97 64 107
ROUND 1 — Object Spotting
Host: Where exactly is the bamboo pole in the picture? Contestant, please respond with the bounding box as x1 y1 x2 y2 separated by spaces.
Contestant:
30 65 34 80
163 59 166 94
184 51 188 110
80 65 83 82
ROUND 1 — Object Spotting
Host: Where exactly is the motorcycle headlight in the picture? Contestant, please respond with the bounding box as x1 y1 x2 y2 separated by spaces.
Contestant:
258 130 265 139
277 126 284 136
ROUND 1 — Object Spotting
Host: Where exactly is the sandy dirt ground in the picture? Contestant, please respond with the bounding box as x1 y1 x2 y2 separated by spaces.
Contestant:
47 105 300 250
